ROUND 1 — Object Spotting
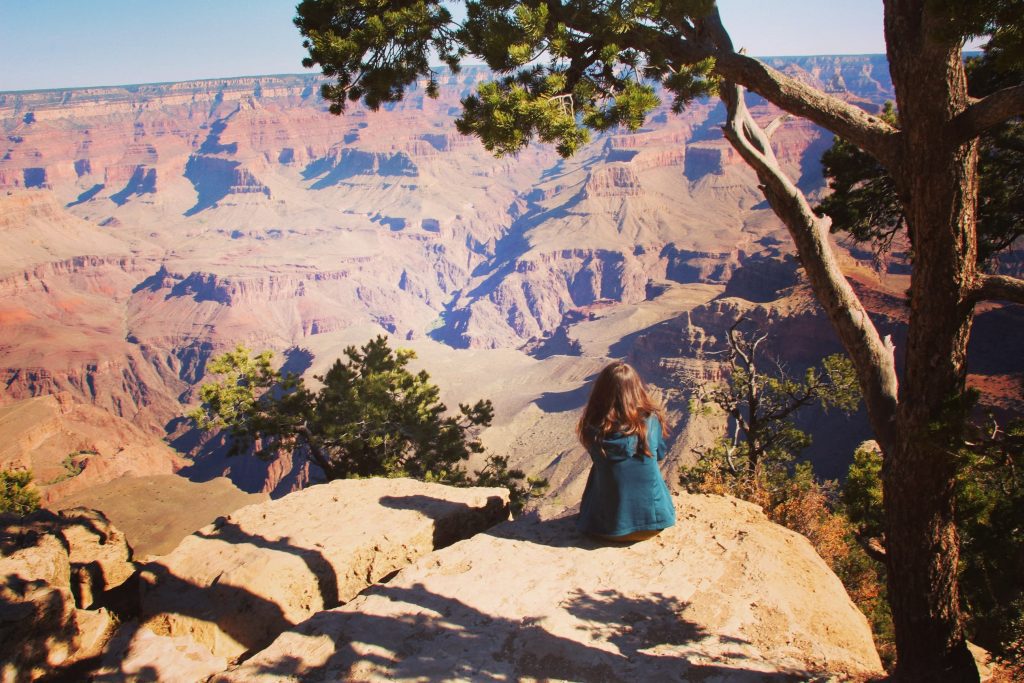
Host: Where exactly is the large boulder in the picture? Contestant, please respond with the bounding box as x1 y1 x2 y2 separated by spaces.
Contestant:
56 507 135 609
220 493 884 681
0 525 79 681
138 477 510 662
0 509 130 679
0 512 121 681
92 623 229 683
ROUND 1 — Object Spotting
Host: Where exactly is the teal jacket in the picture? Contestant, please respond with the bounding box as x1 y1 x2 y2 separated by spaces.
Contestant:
577 413 676 537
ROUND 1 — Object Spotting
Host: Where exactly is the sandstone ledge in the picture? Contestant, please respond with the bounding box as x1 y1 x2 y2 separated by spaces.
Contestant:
220 493 883 681
1 509 131 681
138 478 510 662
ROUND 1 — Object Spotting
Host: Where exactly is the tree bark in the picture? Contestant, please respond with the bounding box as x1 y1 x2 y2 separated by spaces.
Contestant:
882 2 979 680
704 2 986 678
296 425 334 476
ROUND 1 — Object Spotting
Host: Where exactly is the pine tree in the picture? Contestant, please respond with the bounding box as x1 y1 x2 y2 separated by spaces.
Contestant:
189 336 544 511
0 469 40 517
293 2 1024 676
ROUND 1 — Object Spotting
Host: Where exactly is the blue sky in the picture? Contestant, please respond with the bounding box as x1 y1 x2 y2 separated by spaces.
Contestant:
0 1 971 92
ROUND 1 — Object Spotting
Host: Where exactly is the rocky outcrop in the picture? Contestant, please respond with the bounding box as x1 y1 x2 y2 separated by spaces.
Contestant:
4 483 890 681
138 478 510 662
685 141 743 178
56 507 135 609
0 510 133 681
0 524 80 680
165 268 359 306
662 245 738 284
722 253 802 303
0 194 132 278
449 248 656 348
220 493 884 681
304 148 419 187
94 623 229 683
584 165 643 198
184 156 271 213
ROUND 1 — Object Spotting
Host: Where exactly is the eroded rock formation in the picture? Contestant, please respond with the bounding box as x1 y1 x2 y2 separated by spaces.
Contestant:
0 393 186 507
218 491 884 681
0 508 134 680
0 61 1019 518
137 477 511 661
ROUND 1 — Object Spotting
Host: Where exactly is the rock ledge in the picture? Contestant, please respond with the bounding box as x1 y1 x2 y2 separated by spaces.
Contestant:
138 477 510 661
220 492 884 681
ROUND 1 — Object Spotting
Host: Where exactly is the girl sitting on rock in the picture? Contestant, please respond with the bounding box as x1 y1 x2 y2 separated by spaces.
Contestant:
576 360 675 542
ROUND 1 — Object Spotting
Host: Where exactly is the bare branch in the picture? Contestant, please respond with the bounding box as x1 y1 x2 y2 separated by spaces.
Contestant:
698 9 900 168
715 78 900 454
750 330 768 354
967 273 1024 306
727 318 753 368
952 84 1024 144
762 395 816 425
763 114 789 139
859 535 888 564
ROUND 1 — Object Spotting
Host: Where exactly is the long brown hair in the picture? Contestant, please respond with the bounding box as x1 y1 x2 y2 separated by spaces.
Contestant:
576 361 667 457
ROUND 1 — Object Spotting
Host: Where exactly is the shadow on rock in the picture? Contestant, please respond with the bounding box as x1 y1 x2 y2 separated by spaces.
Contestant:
223 583 813 682
377 494 510 548
140 521 343 659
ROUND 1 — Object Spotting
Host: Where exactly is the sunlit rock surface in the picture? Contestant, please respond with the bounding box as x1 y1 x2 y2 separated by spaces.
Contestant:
220 493 883 681
138 478 510 662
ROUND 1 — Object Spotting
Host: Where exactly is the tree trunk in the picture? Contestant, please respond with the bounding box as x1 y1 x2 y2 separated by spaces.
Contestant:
709 2 980 675
883 2 978 680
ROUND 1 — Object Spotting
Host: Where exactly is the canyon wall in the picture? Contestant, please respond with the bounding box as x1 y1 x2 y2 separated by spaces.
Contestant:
1 59 1020 504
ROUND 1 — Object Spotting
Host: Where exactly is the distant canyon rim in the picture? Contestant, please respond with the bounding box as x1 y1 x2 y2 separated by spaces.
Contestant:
1 61 1021 534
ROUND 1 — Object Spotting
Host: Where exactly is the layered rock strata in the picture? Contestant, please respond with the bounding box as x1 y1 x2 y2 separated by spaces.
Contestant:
0 393 187 507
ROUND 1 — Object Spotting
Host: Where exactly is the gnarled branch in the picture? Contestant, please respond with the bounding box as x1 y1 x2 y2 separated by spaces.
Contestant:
713 51 900 167
697 8 899 168
967 273 1024 306
953 84 1024 144
764 114 790 139
715 77 900 454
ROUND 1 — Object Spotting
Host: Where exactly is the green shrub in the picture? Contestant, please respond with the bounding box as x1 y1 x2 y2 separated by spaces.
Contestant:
189 336 546 513
0 469 41 516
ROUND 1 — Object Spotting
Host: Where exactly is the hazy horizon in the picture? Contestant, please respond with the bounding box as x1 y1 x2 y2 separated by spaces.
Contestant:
0 1 911 92
0 54 901 96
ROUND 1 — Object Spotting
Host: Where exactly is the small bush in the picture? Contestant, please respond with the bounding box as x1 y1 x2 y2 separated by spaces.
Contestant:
189 337 548 514
0 469 41 516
